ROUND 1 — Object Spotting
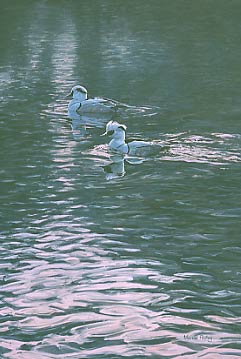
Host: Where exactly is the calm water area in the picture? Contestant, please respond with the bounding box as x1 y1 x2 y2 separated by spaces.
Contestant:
1 1 241 358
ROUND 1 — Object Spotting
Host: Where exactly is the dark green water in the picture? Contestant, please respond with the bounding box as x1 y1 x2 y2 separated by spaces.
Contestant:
1 1 241 358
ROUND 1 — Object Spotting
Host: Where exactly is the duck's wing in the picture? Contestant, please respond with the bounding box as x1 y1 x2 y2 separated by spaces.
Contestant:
126 137 142 143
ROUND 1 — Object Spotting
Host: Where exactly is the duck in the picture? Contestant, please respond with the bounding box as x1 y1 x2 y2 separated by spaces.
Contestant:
67 85 122 117
102 120 160 156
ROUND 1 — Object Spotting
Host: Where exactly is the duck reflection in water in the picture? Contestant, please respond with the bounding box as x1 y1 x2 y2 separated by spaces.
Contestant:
103 154 144 180
104 154 125 180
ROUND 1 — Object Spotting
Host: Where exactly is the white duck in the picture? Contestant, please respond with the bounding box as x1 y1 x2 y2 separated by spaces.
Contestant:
67 85 122 116
102 120 159 156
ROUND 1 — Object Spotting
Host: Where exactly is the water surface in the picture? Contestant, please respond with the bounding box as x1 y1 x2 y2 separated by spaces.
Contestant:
1 1 241 358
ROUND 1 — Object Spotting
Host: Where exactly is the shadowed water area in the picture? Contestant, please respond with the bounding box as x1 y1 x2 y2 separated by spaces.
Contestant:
1 1 241 358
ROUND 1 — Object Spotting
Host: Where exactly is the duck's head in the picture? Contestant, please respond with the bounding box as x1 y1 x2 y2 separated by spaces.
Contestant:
101 120 127 138
67 85 88 101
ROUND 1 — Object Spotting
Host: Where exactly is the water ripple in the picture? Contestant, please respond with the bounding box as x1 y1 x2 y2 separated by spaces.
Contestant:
161 132 241 164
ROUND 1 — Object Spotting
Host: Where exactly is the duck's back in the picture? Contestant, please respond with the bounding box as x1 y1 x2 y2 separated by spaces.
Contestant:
77 98 116 114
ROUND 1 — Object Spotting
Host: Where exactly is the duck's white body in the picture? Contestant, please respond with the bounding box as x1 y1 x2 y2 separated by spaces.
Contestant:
67 85 119 117
103 121 153 156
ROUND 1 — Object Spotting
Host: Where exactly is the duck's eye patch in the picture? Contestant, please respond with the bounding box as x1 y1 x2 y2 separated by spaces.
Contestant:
107 130 114 136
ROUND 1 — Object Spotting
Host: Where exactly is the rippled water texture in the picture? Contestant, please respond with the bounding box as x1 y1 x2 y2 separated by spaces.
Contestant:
1 1 241 358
